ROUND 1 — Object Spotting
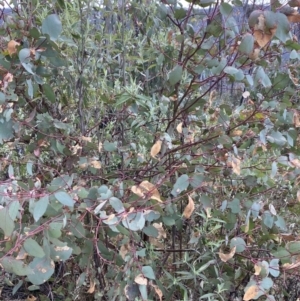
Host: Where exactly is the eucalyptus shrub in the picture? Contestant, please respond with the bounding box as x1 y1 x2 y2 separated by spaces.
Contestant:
1 0 300 300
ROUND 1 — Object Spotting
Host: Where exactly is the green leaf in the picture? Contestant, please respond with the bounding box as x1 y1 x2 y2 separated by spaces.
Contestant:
26 160 33 176
174 8 186 19
228 198 241 214
27 257 55 285
230 237 246 252
269 259 280 277
263 211 274 228
24 238 45 258
139 284 148 300
109 197 125 213
0 208 14 236
8 201 20 221
43 84 56 103
48 222 63 238
171 174 189 196
275 13 290 43
286 241 300 254
168 65 183 85
266 131 286 146
50 242 72 261
0 92 5 104
122 212 145 231
19 48 34 74
275 216 287 231
143 225 159 237
142 266 155 279
0 115 14 144
220 3 233 17
224 66 239 76
42 14 62 41
34 196 49 222
54 191 74 208
1 257 32 276
162 216 175 226
103 140 117 152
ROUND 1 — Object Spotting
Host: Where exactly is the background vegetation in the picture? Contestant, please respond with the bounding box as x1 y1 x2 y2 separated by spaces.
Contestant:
0 0 300 300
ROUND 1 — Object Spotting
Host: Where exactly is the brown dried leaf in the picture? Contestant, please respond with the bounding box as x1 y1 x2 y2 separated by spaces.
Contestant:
151 140 162 158
293 111 300 127
232 157 241 175
243 285 259 300
176 122 183 134
119 243 131 259
183 195 195 219
81 136 92 142
287 12 300 22
90 160 101 169
219 246 236 262
87 278 95 294
7 40 20 56
291 158 300 168
132 181 162 202
153 222 167 239
26 295 37 301
289 0 300 7
254 264 262 275
253 28 276 48
135 274 148 285
150 283 163 301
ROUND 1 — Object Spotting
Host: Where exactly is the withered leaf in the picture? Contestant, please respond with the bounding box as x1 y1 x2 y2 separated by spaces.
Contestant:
150 140 162 158
183 195 195 219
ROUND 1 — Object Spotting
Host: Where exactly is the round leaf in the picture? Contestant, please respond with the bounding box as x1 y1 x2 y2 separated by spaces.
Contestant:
42 14 62 41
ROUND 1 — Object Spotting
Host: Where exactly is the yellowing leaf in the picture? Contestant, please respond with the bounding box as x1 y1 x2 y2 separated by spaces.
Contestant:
183 195 195 219
135 274 148 285
131 181 162 202
7 40 20 56
254 264 261 275
219 246 236 262
176 122 183 133
243 285 259 300
232 157 241 175
151 140 162 158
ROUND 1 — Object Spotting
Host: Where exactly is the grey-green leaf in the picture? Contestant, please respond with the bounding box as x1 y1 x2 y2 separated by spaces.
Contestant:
27 257 55 285
34 196 49 222
168 65 183 85
24 238 45 258
142 266 155 280
54 191 74 208
42 14 62 41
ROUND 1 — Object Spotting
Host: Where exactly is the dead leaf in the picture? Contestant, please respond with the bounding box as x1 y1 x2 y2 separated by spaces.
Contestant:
119 243 131 259
183 195 195 219
269 204 277 215
131 181 162 202
98 142 103 152
219 246 236 262
293 111 300 127
243 285 259 300
135 274 148 285
81 136 92 143
290 158 300 168
150 283 163 301
289 0 300 7
90 160 101 169
176 122 183 133
152 222 167 239
231 156 241 175
151 140 162 158
26 295 37 301
297 190 300 202
231 129 243 136
254 264 262 275
253 27 276 48
167 30 173 44
7 40 20 56
87 278 95 294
